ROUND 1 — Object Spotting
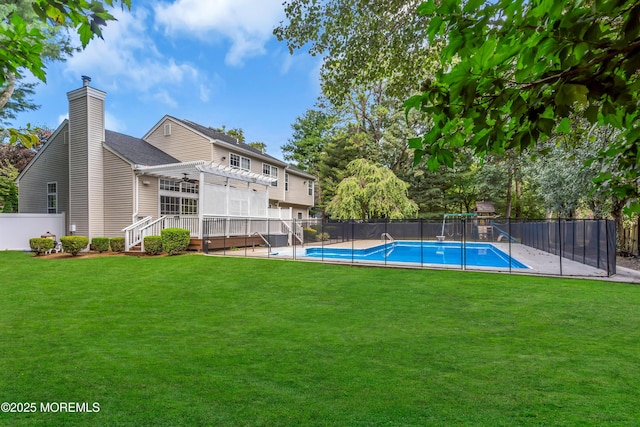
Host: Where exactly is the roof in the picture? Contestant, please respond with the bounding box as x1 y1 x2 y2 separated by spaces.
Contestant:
475 201 496 213
173 117 287 166
285 164 316 179
104 130 178 166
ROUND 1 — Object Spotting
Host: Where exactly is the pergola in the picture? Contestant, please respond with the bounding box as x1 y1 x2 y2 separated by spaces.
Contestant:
133 160 277 223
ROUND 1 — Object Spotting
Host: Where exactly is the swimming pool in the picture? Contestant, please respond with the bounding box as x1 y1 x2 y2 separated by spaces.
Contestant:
303 241 529 269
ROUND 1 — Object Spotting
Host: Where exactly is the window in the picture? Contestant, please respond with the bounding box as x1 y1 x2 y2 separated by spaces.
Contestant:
160 179 179 192
181 198 198 215
308 180 313 196
160 196 199 216
160 179 198 194
181 182 198 194
159 178 198 215
263 163 278 187
160 195 180 215
47 182 57 214
297 212 303 220
285 173 289 191
230 153 251 171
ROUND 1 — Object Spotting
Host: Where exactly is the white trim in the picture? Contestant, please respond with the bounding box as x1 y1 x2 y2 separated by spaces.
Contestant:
66 86 106 102
134 161 276 186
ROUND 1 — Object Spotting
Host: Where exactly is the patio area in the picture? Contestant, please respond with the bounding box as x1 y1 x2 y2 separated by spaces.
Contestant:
204 239 640 283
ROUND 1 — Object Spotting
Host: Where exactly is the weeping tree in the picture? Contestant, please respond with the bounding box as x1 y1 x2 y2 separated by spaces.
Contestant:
325 159 418 220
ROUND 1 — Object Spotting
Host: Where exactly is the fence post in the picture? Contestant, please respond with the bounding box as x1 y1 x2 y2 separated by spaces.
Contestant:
605 219 610 276
508 218 512 274
597 220 601 270
462 217 466 270
558 217 563 276
420 218 424 268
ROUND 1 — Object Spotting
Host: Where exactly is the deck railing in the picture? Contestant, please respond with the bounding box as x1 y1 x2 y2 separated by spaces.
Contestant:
136 216 200 252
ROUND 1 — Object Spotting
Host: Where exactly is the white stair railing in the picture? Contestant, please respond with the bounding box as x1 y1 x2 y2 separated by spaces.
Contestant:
122 216 152 251
280 219 303 245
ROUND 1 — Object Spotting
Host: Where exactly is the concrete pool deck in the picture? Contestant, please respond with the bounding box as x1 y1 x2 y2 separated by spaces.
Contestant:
205 240 640 284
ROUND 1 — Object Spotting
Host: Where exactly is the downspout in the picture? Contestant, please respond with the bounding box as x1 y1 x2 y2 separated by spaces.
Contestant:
198 170 205 239
133 173 140 224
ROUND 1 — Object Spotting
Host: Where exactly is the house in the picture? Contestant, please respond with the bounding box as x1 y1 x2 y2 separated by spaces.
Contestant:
16 77 316 250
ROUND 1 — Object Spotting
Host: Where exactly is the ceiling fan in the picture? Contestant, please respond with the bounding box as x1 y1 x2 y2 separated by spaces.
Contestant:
182 173 197 184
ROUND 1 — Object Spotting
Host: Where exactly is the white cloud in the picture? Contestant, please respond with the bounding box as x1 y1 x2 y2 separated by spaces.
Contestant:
199 84 210 102
57 114 69 126
64 6 199 92
152 90 178 108
105 112 126 132
154 0 284 66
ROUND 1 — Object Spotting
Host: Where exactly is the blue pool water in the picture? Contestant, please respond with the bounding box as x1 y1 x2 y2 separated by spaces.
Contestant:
304 241 529 269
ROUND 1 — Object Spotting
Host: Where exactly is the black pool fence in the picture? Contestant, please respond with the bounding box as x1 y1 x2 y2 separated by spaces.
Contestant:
202 217 616 277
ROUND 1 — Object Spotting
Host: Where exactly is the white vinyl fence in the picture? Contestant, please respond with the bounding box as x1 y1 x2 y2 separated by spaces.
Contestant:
0 213 66 250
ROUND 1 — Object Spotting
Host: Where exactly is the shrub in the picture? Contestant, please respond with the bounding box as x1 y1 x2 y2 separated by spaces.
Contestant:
318 232 330 241
303 227 318 241
60 236 89 256
29 238 54 255
91 237 110 253
161 228 190 256
110 237 125 253
144 236 163 255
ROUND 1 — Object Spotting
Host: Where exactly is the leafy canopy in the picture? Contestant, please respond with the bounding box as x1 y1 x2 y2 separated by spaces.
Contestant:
406 0 640 210
1 0 131 85
326 158 418 220
1 0 131 147
274 0 438 104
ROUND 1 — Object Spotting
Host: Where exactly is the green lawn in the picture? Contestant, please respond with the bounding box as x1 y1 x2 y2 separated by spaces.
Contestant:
1 251 639 426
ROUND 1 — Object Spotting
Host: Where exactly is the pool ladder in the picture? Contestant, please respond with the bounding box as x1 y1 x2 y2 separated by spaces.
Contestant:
381 233 395 258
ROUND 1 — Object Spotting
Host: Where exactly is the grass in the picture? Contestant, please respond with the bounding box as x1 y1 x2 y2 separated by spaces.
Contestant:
1 251 639 426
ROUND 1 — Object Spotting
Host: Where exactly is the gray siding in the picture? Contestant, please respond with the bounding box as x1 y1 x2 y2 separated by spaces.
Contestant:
67 86 106 239
18 124 70 225
146 119 211 162
87 95 105 237
68 93 89 236
103 149 134 237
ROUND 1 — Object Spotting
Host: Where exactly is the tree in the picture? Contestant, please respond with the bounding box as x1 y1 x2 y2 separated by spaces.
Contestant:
1 0 131 146
406 0 640 210
0 125 49 171
325 158 418 220
211 125 245 143
248 141 267 152
281 108 336 174
317 126 369 211
0 159 18 212
274 0 440 104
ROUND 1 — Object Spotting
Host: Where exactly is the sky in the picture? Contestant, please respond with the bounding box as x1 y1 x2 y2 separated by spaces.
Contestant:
15 0 323 160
